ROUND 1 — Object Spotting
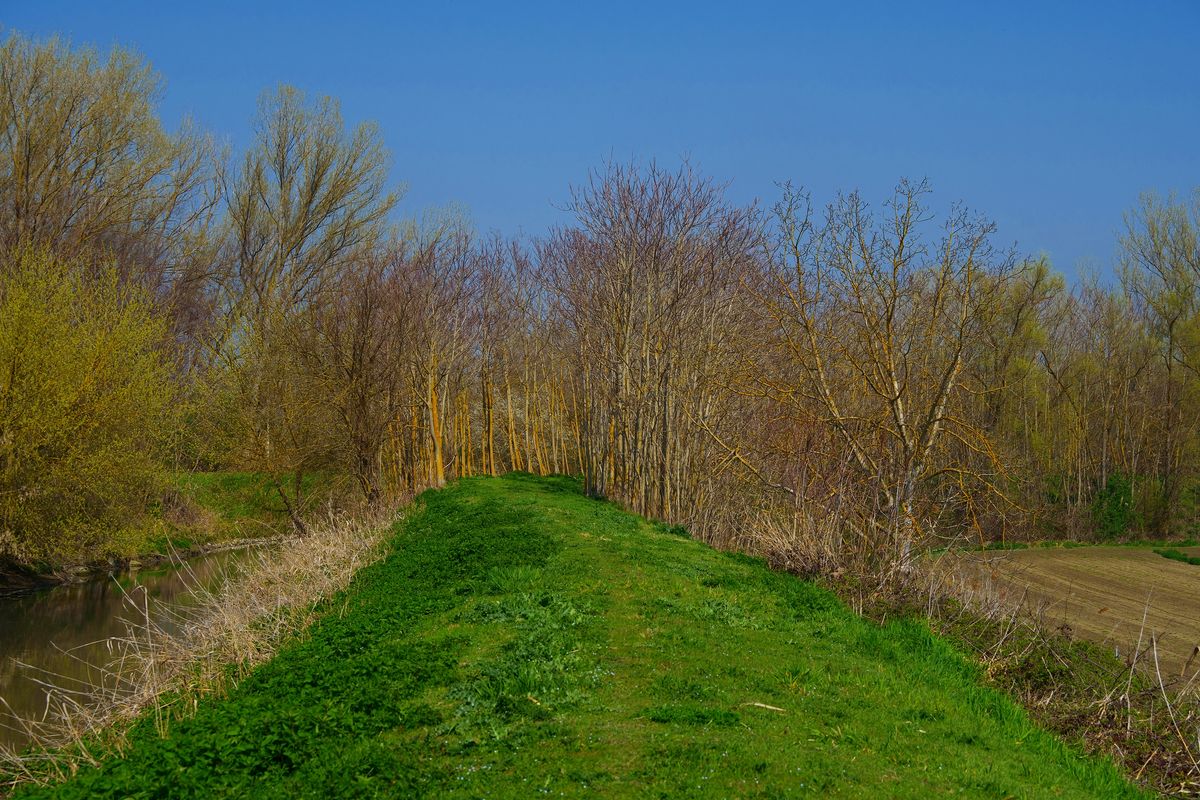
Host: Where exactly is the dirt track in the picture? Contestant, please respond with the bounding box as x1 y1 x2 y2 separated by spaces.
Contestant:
950 546 1200 677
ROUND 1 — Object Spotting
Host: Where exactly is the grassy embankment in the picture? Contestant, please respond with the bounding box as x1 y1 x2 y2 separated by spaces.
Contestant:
11 474 1144 798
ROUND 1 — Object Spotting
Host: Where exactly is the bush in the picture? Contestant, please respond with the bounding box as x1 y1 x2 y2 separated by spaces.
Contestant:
1090 472 1136 540
0 248 177 563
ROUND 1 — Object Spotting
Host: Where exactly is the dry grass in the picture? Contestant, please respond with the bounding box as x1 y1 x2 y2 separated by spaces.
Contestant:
0 502 401 794
738 512 919 614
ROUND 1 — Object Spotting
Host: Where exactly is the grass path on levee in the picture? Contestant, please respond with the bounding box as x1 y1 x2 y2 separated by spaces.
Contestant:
15 474 1144 798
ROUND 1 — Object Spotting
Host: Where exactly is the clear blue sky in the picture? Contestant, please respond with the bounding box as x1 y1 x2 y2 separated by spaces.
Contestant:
5 1 1198 276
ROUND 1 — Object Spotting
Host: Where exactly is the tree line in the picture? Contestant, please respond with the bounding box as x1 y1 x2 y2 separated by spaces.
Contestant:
2 32 1198 574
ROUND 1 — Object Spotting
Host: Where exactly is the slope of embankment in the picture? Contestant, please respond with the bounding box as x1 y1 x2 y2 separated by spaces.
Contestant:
13 474 1144 798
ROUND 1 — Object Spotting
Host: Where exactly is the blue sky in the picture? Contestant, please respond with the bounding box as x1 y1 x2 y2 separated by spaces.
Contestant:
5 1 1198 276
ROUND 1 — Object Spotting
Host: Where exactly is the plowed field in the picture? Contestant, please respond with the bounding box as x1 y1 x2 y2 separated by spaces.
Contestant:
952 546 1200 677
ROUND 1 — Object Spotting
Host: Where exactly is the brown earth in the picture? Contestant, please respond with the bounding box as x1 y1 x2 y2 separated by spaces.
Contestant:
947 545 1200 678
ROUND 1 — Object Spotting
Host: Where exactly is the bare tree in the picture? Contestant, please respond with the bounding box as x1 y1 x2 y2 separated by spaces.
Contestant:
209 85 399 525
1120 190 1200 534
541 161 760 522
761 180 1014 569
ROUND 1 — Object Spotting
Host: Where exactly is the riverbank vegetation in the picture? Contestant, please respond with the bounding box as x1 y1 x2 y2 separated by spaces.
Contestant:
0 498 394 791
0 470 319 593
2 476 1147 798
2 28 1199 794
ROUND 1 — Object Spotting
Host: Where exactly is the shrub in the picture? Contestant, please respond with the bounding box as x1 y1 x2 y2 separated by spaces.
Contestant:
1090 472 1136 540
0 248 177 563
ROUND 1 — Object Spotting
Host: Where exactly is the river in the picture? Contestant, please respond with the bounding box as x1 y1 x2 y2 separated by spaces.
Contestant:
0 547 267 753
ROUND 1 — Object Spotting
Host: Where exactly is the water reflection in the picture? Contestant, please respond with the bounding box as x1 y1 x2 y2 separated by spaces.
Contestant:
0 547 264 752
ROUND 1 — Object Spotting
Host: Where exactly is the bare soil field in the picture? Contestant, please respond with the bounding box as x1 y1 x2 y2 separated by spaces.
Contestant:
949 546 1200 677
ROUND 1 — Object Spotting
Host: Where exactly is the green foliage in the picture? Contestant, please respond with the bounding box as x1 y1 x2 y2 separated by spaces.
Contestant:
1091 472 1137 539
0 248 178 563
13 475 1143 798
1154 547 1200 566
175 472 281 521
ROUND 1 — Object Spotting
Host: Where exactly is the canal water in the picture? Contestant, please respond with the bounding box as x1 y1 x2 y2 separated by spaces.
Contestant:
0 547 265 753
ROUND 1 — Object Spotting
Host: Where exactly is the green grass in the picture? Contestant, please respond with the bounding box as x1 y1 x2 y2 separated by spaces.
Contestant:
1154 547 1200 566
12 474 1146 798
106 472 293 558
954 536 1200 554
174 470 332 525
169 470 338 540
175 471 285 523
